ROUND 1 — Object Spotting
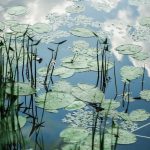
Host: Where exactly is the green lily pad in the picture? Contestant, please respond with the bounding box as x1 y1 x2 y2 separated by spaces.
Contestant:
60 127 89 143
61 55 94 71
65 101 86 111
120 66 143 83
120 109 150 122
62 60 89 69
139 17 150 27
72 40 89 52
30 23 51 34
6 6 27 16
77 83 95 91
101 99 120 110
72 84 104 103
129 0 150 6
115 44 142 55
0 22 5 31
107 128 136 144
3 20 18 27
131 51 149 61
53 67 75 78
52 80 73 93
1 115 26 131
89 60 114 71
62 144 80 150
37 67 51 76
10 24 30 33
66 4 85 14
36 92 75 110
79 134 114 150
140 90 150 101
70 27 94 38
6 82 36 96
130 109 150 121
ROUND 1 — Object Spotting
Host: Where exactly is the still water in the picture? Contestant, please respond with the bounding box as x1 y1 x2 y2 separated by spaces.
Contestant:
0 0 150 150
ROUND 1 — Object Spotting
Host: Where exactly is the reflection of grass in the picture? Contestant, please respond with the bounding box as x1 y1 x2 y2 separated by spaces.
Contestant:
0 28 46 149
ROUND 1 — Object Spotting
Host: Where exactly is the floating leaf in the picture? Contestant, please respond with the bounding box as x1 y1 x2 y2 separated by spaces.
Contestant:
61 144 80 150
36 92 75 111
0 22 5 31
130 109 150 121
140 90 150 101
30 23 51 34
79 134 114 150
66 4 85 14
6 6 27 16
129 0 150 6
120 66 143 83
115 44 142 55
53 67 75 78
139 17 150 27
37 67 51 76
70 27 94 38
107 128 136 144
1 115 26 131
77 83 95 91
127 25 150 42
6 82 36 96
131 51 149 61
60 127 89 143
89 60 114 71
10 24 30 33
65 101 86 111
52 80 73 93
101 99 120 110
3 20 18 27
72 84 104 103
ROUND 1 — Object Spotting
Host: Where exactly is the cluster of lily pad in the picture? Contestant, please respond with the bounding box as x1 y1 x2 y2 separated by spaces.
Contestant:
35 81 105 112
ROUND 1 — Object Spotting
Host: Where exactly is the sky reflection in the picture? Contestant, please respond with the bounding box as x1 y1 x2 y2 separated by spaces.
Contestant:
0 0 150 74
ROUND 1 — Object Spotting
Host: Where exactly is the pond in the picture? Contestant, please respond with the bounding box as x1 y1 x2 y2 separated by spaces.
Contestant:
0 0 150 150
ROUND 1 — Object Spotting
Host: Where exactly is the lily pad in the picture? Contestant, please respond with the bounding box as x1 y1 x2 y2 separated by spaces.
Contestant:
1 115 26 131
52 80 73 93
60 127 89 143
70 27 94 38
120 66 143 83
6 6 27 16
139 17 150 27
36 91 75 110
66 4 85 14
115 44 142 55
101 99 120 110
37 67 51 76
0 22 5 31
127 25 150 42
131 51 149 61
89 60 114 71
6 82 36 96
10 24 30 33
107 128 136 144
65 101 86 111
72 84 104 103
130 109 150 121
30 23 51 34
140 90 150 101
53 67 75 78
129 0 150 6
3 20 18 27
79 134 114 150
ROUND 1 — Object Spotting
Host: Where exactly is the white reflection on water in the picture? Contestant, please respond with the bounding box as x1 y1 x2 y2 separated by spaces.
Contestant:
0 0 150 75
24 0 72 24
1 0 71 24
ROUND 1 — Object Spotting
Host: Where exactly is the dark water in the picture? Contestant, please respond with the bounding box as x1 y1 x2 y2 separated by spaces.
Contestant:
0 0 150 150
